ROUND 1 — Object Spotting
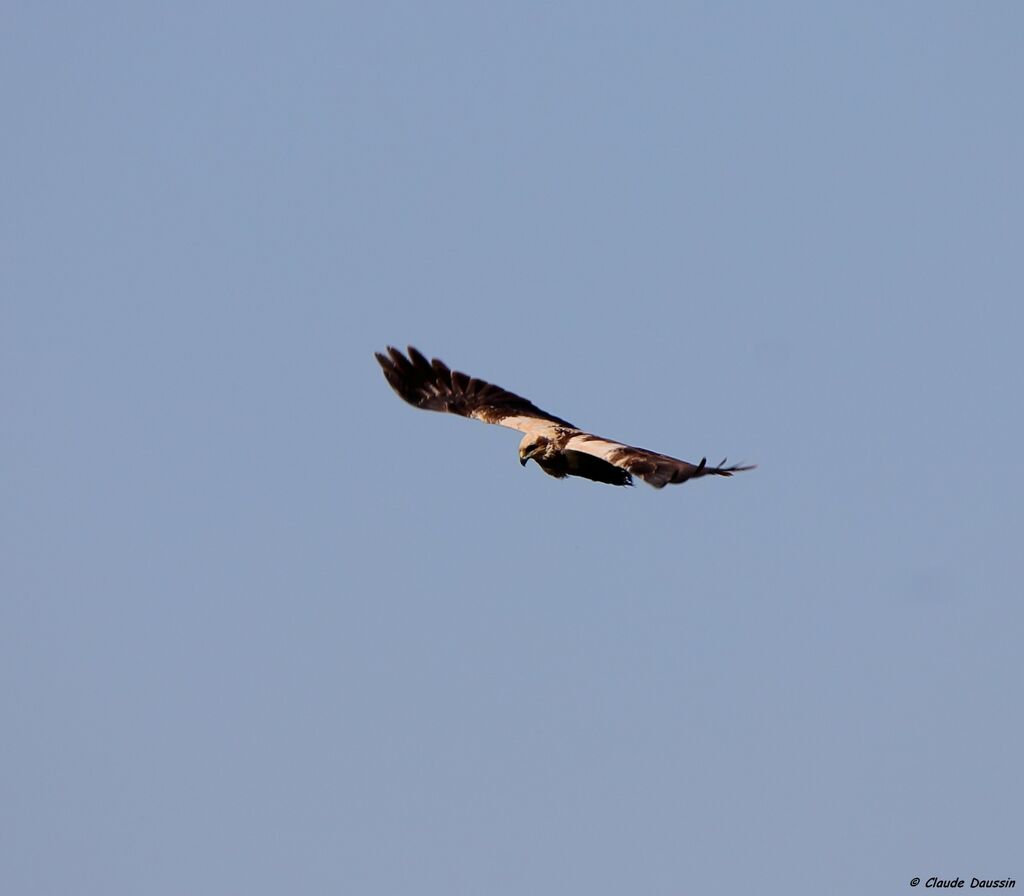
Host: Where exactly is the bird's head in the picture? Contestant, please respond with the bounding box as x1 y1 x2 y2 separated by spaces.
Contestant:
518 434 549 466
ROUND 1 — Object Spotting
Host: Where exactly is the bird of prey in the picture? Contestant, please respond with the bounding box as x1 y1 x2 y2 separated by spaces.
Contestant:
375 346 754 489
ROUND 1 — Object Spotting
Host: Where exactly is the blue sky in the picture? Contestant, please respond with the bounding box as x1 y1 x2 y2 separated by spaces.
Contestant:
3 3 1022 894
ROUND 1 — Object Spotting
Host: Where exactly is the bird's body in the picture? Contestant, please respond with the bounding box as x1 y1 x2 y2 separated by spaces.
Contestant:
516 430 634 486
375 346 754 489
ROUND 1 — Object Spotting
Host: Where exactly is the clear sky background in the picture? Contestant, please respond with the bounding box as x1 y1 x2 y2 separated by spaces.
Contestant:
3 3 1022 894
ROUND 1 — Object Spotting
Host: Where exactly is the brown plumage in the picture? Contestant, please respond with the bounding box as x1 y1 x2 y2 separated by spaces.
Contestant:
375 346 755 489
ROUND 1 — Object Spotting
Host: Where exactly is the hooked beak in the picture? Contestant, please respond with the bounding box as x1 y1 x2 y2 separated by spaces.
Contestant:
520 454 529 467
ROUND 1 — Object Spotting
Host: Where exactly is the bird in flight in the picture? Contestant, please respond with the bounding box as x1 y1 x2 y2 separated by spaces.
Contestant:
375 346 755 489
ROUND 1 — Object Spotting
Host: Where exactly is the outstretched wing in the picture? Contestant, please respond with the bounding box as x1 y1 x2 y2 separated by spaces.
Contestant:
375 346 576 434
564 433 755 489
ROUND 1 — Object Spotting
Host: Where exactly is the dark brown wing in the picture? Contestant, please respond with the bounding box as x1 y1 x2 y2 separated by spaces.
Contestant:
564 433 755 489
374 346 576 432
